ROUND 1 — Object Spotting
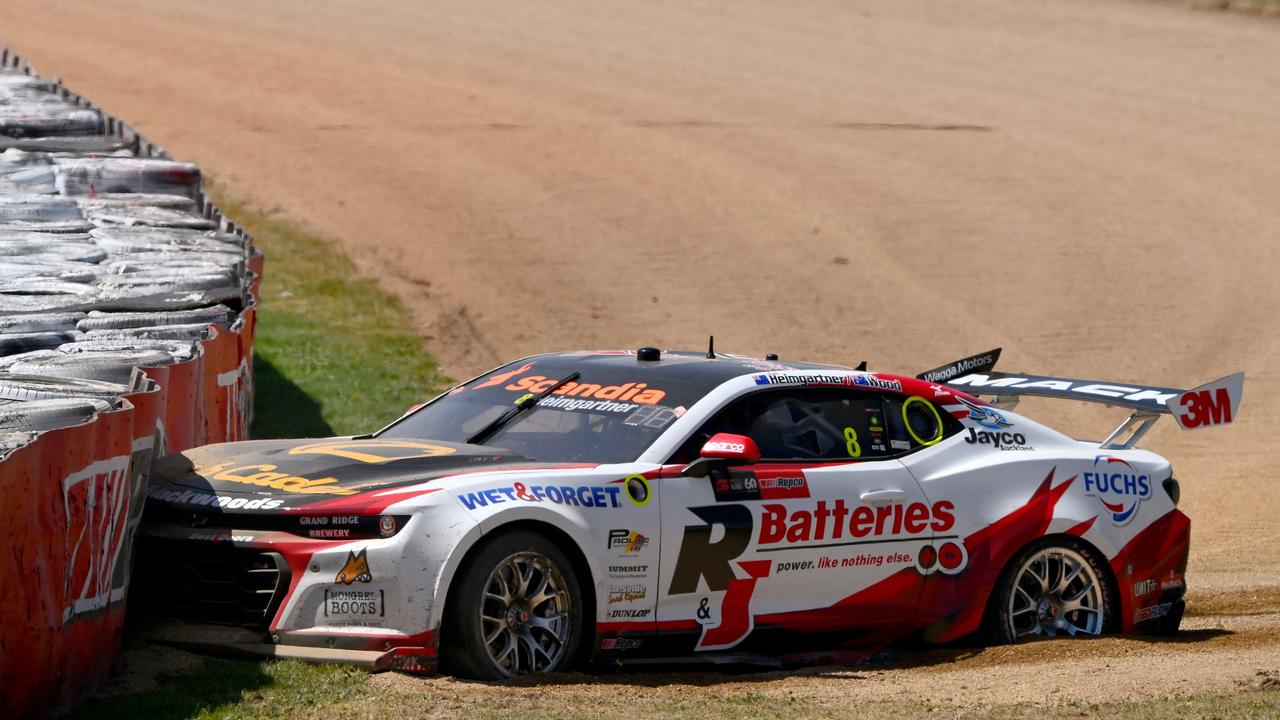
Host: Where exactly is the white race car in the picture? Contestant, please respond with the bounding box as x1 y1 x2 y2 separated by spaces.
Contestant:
137 347 1243 677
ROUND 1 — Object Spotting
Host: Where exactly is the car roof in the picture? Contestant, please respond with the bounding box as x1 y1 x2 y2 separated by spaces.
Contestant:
525 349 851 386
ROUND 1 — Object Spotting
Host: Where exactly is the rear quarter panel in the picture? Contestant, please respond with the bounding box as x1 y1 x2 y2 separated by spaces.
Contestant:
897 407 1176 640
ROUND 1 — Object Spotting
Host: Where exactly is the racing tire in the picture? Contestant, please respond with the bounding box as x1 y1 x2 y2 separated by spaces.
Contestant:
0 374 129 401
9 349 172 383
76 305 232 331
983 537 1115 644
0 397 113 432
0 312 86 334
442 529 584 680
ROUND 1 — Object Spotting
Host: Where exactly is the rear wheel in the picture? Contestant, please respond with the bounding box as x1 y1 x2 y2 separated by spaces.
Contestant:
442 530 583 679
985 540 1111 643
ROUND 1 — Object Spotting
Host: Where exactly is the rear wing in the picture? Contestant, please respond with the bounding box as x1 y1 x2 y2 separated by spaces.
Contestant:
918 349 1244 449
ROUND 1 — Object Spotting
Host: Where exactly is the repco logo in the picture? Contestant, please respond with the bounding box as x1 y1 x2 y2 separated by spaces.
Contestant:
964 427 1029 450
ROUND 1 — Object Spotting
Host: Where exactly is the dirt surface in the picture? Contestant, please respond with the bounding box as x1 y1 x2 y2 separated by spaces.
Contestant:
4 0 1279 707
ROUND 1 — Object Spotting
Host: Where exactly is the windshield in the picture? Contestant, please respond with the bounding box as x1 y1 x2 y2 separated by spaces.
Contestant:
378 357 710 463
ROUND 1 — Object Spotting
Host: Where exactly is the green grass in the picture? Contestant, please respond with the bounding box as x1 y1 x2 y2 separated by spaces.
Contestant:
71 660 368 720
213 188 450 438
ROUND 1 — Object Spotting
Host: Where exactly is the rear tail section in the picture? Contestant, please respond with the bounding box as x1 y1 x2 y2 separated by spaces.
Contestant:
918 350 1244 447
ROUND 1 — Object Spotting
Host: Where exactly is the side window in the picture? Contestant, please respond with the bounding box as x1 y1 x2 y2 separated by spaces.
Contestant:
881 394 963 451
669 388 891 463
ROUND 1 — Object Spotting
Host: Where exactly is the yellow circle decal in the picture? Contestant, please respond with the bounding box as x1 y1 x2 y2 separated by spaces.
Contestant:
901 397 944 447
624 474 651 507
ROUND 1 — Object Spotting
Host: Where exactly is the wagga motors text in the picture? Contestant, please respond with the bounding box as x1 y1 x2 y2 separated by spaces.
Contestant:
759 500 955 544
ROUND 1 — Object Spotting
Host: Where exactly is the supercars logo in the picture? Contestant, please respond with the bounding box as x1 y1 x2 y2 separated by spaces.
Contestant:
1082 455 1151 524
335 549 372 585
957 396 1011 430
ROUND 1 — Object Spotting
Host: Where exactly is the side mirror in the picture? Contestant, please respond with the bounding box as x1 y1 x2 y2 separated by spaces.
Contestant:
701 433 760 462
682 433 759 478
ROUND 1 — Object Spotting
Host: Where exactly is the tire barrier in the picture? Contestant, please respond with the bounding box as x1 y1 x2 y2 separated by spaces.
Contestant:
0 44 262 718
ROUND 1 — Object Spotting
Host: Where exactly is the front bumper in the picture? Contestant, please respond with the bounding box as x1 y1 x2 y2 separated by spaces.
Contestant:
132 522 447 674
146 619 438 673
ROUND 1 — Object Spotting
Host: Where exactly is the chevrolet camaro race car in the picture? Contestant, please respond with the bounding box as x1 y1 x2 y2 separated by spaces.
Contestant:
136 347 1244 678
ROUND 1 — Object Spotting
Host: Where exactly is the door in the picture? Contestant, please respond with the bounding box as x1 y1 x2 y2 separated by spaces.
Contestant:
656 386 935 653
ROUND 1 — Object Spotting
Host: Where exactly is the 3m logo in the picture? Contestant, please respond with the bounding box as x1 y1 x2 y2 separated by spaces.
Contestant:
1168 373 1243 431
1176 389 1231 429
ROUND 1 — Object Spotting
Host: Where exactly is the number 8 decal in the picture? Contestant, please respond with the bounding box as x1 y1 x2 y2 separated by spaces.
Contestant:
843 427 861 458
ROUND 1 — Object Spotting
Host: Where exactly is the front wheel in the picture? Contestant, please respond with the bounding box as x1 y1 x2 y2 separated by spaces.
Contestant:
985 540 1112 643
442 530 583 679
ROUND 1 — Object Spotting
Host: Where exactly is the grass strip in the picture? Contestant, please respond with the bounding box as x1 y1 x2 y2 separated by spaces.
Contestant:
214 188 449 437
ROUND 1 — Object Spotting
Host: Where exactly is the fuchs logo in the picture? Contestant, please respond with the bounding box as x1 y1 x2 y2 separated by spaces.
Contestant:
853 375 903 392
335 549 372 585
607 529 650 553
1082 455 1151 524
963 427 1030 451
957 396 1011 429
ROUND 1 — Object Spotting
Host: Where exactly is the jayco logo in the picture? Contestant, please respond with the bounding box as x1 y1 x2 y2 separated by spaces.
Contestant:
963 427 1030 450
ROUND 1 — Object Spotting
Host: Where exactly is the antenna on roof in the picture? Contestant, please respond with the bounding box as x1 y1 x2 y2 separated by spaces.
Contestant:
706 335 715 359
855 360 867 371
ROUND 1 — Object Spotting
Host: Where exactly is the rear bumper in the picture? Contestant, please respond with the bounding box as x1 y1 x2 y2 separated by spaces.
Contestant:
146 619 439 674
1110 509 1191 634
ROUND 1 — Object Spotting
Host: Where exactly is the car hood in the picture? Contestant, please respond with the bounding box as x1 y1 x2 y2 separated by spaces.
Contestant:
149 436 574 512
